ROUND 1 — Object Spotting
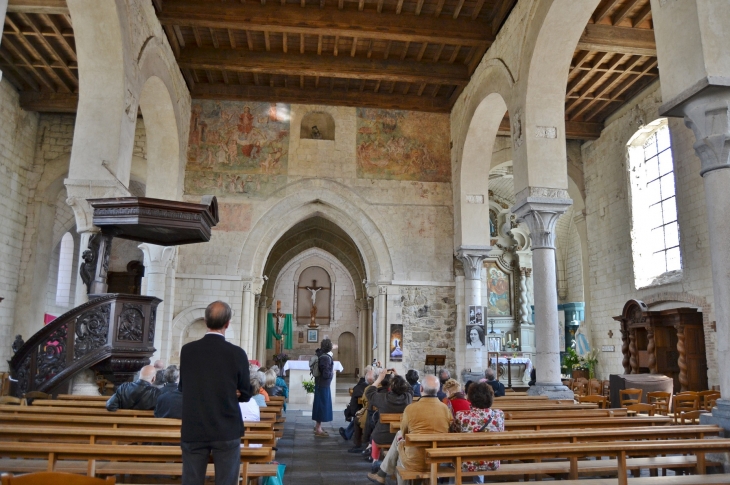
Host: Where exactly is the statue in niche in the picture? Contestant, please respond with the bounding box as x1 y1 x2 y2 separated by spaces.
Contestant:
310 125 322 139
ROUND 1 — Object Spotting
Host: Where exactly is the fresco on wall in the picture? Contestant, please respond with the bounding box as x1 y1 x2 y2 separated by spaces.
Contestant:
356 108 450 183
185 100 290 197
486 261 511 316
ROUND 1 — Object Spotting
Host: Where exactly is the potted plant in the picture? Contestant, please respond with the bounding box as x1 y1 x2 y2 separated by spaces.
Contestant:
302 379 316 406
562 347 589 379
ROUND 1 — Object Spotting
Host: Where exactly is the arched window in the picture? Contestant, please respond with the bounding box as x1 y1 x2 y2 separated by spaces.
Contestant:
627 119 681 288
55 232 74 307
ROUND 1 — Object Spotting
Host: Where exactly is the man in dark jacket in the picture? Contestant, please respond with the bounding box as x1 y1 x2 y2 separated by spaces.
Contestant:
365 370 413 452
179 300 252 485
485 368 506 397
106 365 160 411
155 366 182 419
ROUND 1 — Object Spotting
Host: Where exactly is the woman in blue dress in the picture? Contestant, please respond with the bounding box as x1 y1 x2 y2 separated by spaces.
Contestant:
313 338 334 436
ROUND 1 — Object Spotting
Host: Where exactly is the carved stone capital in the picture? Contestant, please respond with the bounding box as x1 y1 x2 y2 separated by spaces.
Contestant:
65 179 130 233
138 244 176 274
512 195 572 250
455 245 491 280
681 91 730 177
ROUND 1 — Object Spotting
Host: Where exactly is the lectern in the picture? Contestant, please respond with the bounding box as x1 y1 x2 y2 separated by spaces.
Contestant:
425 355 446 376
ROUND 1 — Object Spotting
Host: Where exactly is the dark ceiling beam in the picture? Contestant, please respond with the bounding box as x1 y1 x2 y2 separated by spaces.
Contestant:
498 117 603 140
7 0 69 14
157 1 493 47
19 90 78 112
576 24 656 57
178 48 470 86
192 83 452 112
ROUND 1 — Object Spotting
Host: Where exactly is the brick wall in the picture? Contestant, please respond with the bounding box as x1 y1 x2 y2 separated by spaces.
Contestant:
582 82 717 384
0 79 38 370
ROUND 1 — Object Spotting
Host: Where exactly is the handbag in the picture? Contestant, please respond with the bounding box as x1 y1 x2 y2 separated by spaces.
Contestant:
262 463 286 485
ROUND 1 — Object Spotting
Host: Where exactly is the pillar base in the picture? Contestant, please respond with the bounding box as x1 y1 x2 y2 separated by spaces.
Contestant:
700 399 730 437
527 383 574 400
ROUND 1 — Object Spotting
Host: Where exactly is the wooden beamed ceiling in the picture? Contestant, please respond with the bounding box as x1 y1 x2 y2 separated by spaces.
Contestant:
1 0 658 140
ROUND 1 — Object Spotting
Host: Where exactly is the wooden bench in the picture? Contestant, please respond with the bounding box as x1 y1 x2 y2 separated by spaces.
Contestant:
0 425 277 447
484 476 730 485
32 400 108 408
407 438 730 485
0 442 276 484
504 415 671 431
56 395 109 402
0 413 275 435
503 408 628 419
405 425 722 449
0 405 154 417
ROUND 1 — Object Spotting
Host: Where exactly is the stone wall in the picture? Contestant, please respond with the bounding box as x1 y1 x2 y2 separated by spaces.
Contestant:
582 82 717 384
0 79 38 370
399 286 457 376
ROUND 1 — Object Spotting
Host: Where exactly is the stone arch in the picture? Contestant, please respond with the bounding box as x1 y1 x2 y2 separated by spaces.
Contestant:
138 37 191 200
169 305 237 364
514 0 600 193
452 60 513 250
237 179 393 283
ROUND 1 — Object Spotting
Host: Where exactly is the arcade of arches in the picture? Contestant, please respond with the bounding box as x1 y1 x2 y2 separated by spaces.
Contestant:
3 0 730 429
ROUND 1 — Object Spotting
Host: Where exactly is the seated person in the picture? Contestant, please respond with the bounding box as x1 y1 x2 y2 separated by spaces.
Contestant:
365 370 413 464
158 365 179 394
340 365 370 445
437 368 450 400
484 368 506 397
269 365 290 403
367 375 451 484
405 369 421 397
264 369 283 397
250 376 267 408
353 367 379 455
154 366 182 419
106 365 160 411
528 367 537 386
239 394 260 422
443 378 471 414
455 382 505 479
257 371 270 402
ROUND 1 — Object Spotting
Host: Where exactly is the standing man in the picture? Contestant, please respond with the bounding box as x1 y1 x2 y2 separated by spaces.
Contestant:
179 301 252 485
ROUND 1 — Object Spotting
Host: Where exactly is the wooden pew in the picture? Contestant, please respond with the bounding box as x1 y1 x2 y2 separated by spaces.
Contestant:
405 425 722 449
56 395 109 402
419 439 730 485
0 413 274 434
0 405 153 417
32 400 108 408
503 408 628 419
0 442 276 483
0 425 277 447
504 416 671 431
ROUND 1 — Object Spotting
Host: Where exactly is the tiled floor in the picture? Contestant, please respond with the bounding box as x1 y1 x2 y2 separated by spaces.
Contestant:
277 410 372 485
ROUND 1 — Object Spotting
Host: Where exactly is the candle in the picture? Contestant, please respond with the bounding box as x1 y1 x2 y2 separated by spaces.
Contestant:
515 337 519 346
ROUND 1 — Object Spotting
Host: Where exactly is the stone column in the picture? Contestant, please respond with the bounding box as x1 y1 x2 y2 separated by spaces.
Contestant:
513 194 573 399
138 244 176 362
257 296 269 365
456 246 490 372
366 297 374 366
0 0 8 81
377 286 387 366
356 298 366 373
678 93 730 421
240 281 253 352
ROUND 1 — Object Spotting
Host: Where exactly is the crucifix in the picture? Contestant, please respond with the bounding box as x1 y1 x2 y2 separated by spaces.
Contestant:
273 300 285 354
305 279 325 328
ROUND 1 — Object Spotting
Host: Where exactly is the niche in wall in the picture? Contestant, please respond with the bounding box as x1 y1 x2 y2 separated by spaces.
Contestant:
300 111 335 140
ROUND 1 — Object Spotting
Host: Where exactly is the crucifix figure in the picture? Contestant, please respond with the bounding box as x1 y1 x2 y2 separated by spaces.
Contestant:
306 280 324 328
273 300 285 354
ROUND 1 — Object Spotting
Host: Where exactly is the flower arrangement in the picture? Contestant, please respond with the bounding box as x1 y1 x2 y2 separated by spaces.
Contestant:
302 379 316 394
583 348 600 379
273 353 289 368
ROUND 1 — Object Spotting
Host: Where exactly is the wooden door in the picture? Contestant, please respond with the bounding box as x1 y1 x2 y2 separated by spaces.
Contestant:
337 332 357 376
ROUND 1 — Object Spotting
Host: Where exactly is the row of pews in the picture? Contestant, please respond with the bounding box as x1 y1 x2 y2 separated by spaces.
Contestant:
377 393 730 485
0 393 286 483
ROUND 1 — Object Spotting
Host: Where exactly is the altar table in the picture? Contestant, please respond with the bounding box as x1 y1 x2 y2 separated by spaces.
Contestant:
283 360 344 405
488 356 533 384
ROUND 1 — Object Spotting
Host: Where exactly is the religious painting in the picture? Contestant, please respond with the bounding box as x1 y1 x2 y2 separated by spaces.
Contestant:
307 329 319 343
356 108 450 182
486 261 511 317
389 324 403 362
184 100 290 197
466 325 486 350
468 305 484 325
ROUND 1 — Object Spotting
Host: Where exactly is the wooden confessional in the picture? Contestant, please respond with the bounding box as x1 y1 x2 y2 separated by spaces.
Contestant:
613 299 708 392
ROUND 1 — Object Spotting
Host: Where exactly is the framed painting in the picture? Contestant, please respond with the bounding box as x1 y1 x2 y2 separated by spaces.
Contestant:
486 261 512 317
487 335 502 353
389 324 403 362
468 305 484 325
307 329 319 343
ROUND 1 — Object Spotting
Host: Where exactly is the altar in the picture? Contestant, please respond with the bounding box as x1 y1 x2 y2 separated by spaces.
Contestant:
488 356 533 384
283 360 344 405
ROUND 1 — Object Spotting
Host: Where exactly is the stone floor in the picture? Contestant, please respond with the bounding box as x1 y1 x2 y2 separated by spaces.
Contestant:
277 410 372 485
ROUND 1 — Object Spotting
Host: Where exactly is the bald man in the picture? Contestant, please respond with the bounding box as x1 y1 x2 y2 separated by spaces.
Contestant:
106 364 160 411
179 300 252 485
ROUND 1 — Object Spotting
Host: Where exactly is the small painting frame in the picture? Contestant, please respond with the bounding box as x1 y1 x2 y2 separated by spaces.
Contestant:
487 336 502 353
307 329 319 343
468 305 484 325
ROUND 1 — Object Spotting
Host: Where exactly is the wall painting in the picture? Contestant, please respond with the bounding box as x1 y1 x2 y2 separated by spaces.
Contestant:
356 108 450 183
486 261 511 317
185 100 290 197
